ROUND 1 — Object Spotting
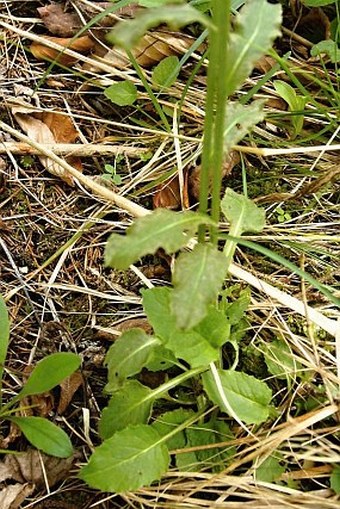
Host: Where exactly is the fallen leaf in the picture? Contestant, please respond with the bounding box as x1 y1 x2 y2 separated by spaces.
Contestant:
254 55 277 74
296 8 330 44
88 30 204 71
0 449 75 487
189 151 240 201
31 35 94 66
38 4 82 37
0 483 34 509
153 176 181 210
12 105 82 185
57 371 83 414
115 318 152 334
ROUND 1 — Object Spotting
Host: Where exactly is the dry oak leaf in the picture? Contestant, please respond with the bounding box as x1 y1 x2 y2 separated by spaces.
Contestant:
0 449 75 488
12 105 81 185
88 30 203 71
38 3 82 37
0 483 34 509
31 35 94 66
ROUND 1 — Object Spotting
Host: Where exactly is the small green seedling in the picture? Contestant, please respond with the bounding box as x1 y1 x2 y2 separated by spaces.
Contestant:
102 163 122 185
273 80 307 138
275 206 292 223
0 295 80 458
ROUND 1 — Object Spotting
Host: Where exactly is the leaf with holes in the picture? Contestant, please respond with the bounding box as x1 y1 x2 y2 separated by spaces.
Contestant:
171 244 227 330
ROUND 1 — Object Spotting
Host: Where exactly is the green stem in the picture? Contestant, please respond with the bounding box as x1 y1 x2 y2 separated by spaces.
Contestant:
198 0 231 243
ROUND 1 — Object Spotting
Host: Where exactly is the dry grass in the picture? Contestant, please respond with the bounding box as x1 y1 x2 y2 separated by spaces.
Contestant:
0 0 339 507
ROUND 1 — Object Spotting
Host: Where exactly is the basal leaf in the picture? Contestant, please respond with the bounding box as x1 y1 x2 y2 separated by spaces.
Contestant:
107 4 211 49
105 209 213 270
104 80 137 106
142 287 176 342
152 409 195 449
152 56 180 88
225 288 251 325
255 453 285 482
99 380 153 439
194 306 231 348
145 345 178 371
167 329 219 368
79 424 169 492
171 244 227 330
9 416 73 458
263 338 301 381
331 465 340 494
226 0 282 96
18 353 81 398
221 188 265 236
202 369 272 424
105 329 160 390
0 295 10 382
224 100 265 150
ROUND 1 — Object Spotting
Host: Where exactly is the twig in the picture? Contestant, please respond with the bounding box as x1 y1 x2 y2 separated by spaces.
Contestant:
0 142 149 158
1 120 338 338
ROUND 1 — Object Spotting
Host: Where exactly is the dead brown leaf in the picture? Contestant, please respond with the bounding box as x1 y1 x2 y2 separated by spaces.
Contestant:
12 105 82 185
89 30 204 71
0 483 34 509
57 371 83 414
189 151 240 201
254 55 277 74
296 8 331 44
0 449 75 488
38 4 82 37
115 318 152 334
30 35 94 66
153 171 190 210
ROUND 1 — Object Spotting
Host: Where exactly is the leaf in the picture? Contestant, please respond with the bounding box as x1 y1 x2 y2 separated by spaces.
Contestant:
57 371 83 414
104 80 138 106
202 369 272 424
107 4 211 49
105 329 160 390
9 417 73 458
225 288 251 325
167 329 219 367
18 352 81 398
226 0 282 96
152 55 180 87
99 380 153 439
224 100 265 150
273 81 306 137
255 453 285 482
30 35 94 66
194 306 231 348
171 244 227 329
221 188 266 235
79 424 169 492
311 40 340 63
37 4 81 37
0 295 9 382
105 209 212 270
263 339 301 381
142 287 176 342
145 345 178 371
152 409 195 449
331 465 340 494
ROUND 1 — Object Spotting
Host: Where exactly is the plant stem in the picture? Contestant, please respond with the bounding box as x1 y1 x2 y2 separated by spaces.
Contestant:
198 0 231 243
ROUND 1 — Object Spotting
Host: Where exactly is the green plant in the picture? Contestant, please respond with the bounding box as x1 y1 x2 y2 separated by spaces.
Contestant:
273 80 307 139
102 163 123 185
79 0 283 492
0 294 80 457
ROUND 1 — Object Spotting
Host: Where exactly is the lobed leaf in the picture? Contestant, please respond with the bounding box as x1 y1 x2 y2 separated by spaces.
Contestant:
224 100 265 150
107 4 211 49
105 329 160 390
99 380 153 439
202 369 272 424
18 353 81 398
221 188 266 236
79 424 169 492
171 244 227 330
9 416 73 458
226 0 282 96
105 209 213 270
